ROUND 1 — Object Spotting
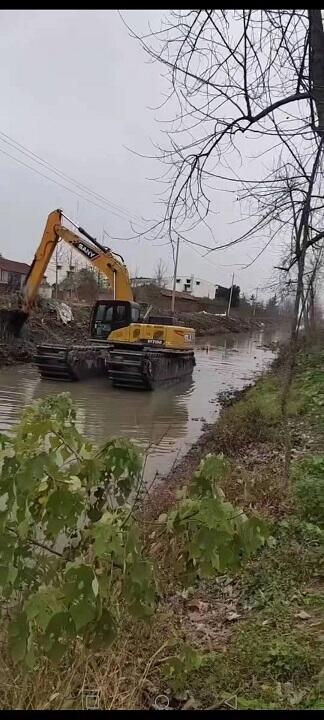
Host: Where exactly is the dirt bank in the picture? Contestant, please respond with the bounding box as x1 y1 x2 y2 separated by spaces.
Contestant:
0 300 90 367
177 310 266 336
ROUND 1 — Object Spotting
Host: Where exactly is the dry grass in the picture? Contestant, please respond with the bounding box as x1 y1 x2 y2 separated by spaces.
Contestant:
0 607 180 710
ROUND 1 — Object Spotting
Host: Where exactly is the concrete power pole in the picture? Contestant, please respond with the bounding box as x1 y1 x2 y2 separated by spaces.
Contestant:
253 287 258 316
227 273 235 317
171 236 180 315
55 246 60 300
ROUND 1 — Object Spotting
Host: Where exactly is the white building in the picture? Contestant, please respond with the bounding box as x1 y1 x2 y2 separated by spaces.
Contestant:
164 275 216 299
131 274 217 299
38 278 53 300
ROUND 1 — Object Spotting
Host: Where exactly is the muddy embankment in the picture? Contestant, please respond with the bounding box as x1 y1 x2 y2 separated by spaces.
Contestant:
177 310 267 336
0 296 269 368
0 299 90 368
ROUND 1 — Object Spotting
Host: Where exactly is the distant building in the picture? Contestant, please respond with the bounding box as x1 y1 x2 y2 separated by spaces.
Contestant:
132 274 238 300
164 275 217 299
0 256 30 291
131 277 155 288
215 284 240 307
38 278 52 300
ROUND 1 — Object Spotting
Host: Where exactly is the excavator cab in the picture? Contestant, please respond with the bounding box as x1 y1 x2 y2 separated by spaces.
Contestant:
90 300 141 340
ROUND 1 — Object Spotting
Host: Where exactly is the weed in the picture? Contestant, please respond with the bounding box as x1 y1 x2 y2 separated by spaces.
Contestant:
183 619 319 708
242 517 322 608
291 455 324 524
216 379 281 452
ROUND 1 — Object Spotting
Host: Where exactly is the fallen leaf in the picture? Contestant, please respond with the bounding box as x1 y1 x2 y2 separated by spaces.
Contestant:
188 599 209 613
294 610 311 620
49 693 60 703
226 611 241 622
182 697 199 710
289 690 306 706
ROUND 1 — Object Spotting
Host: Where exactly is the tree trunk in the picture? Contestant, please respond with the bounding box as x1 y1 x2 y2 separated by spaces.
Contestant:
309 9 324 134
309 281 316 332
301 284 310 336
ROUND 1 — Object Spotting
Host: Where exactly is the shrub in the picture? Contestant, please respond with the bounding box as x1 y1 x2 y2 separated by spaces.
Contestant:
0 395 268 667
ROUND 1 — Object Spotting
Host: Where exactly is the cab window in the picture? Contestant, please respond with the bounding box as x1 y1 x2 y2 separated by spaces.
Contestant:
131 305 140 323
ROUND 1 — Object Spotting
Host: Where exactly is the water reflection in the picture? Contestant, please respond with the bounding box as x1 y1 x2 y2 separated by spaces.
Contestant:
33 375 193 452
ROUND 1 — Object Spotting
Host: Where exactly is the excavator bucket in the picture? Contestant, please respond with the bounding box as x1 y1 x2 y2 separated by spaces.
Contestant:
0 309 28 338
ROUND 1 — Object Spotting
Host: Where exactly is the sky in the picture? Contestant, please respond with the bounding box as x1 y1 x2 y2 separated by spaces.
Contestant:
0 9 281 299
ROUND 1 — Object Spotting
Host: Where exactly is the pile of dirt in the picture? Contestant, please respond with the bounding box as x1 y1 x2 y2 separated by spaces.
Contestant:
0 299 92 368
26 302 91 346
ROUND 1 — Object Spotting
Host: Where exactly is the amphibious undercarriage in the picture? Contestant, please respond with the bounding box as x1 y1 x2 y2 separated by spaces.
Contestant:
34 342 195 390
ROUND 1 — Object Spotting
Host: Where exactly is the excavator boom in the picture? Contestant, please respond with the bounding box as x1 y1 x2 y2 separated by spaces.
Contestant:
22 209 133 314
4 209 133 336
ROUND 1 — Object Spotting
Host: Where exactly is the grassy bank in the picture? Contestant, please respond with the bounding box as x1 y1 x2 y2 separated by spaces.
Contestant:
0 338 323 709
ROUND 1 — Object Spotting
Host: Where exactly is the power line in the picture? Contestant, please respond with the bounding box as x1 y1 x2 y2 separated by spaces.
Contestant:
0 146 127 217
0 145 148 232
0 129 145 226
0 129 142 220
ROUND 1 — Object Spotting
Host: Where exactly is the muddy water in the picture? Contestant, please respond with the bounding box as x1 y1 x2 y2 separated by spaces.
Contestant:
0 327 283 483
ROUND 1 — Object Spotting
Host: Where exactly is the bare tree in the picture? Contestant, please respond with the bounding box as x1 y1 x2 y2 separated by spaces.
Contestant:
235 138 324 477
124 11 324 445
124 10 324 251
234 133 324 335
129 8 324 482
154 258 168 288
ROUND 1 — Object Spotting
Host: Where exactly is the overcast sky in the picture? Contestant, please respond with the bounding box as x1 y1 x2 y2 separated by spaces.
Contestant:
0 10 281 298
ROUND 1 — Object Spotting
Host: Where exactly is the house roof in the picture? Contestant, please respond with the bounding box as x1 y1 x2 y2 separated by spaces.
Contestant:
0 257 30 274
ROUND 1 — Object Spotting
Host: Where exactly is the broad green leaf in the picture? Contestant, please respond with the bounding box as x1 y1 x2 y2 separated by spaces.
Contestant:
124 558 156 618
8 612 29 663
91 608 116 649
191 454 230 497
89 512 124 562
45 487 84 536
43 611 76 661
25 588 65 631
63 565 97 632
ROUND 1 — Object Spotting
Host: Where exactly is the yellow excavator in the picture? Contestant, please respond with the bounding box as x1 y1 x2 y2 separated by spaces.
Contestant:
7 209 195 390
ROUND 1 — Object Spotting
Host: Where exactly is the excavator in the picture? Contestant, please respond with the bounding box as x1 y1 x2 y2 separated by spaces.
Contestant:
5 209 195 390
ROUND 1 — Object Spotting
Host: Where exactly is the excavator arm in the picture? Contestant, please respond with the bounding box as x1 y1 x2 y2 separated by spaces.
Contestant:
22 209 133 314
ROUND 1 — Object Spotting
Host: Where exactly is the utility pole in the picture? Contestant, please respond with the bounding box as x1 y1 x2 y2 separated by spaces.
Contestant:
55 246 59 300
171 236 180 315
253 287 258 316
227 273 234 317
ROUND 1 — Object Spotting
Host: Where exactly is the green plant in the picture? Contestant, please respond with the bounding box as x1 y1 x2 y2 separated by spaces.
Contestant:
165 453 268 583
0 395 268 667
216 377 281 451
0 394 153 665
163 644 204 693
291 455 324 524
242 516 323 609
266 637 314 679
